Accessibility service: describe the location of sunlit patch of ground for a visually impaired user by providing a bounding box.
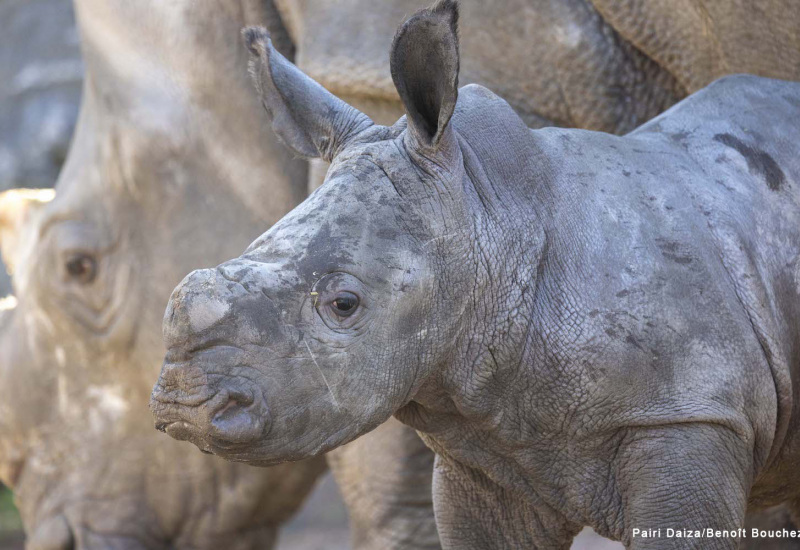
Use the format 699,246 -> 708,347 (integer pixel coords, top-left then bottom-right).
573,528 -> 625,549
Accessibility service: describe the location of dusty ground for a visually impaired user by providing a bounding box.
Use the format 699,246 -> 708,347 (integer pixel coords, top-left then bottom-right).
0,476 -> 622,549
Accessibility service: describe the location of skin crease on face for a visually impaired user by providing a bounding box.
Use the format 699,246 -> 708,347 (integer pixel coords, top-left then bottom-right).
153,0 -> 800,548
0,0 -> 332,548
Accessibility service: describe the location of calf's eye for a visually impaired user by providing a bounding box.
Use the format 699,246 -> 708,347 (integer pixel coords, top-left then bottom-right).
330,292 -> 359,317
65,253 -> 97,284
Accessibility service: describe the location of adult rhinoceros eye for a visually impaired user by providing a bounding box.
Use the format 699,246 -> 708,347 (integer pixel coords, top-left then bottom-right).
330,292 -> 359,317
65,253 -> 97,284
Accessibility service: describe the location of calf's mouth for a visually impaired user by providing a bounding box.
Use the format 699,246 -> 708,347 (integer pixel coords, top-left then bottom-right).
150,360 -> 271,453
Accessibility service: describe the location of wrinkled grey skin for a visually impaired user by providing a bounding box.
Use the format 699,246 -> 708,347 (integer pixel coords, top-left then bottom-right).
275,0 -> 677,132
0,0 -> 329,548
276,0 -> 800,132
327,419 -> 441,549
274,1 -> 800,544
152,2 -> 800,548
277,0 -> 799,543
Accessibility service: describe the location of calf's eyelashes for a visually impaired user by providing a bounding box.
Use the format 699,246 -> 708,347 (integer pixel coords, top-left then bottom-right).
313,272 -> 369,330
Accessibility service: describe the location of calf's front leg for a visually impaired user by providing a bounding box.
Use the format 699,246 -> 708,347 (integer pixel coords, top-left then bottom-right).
614,424 -> 752,549
432,455 -> 580,550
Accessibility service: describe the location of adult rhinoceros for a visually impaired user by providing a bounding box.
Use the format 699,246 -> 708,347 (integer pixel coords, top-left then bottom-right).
151,2 -> 800,548
0,0 -> 440,548
275,0 -> 799,132
274,0 -> 800,191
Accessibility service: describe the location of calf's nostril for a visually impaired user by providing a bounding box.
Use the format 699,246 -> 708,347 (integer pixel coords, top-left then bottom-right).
216,398 -> 243,417
209,392 -> 270,444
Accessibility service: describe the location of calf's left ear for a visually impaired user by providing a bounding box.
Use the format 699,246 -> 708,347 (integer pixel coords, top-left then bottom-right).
390,0 -> 460,150
0,189 -> 55,276
243,27 -> 374,161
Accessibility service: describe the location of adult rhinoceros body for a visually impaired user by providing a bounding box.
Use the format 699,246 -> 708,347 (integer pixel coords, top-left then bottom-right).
152,2 -> 800,548
275,0 -> 800,133
275,0 -> 800,193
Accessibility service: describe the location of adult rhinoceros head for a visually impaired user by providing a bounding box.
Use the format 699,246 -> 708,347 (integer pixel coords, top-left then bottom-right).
152,0 -> 538,465
0,0 -> 319,547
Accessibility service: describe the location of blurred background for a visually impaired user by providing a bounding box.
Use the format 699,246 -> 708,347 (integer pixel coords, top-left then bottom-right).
0,0 -> 82,296
0,485 -> 23,549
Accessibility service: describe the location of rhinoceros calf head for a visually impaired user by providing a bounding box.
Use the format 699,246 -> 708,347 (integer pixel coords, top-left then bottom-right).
152,0 -> 505,464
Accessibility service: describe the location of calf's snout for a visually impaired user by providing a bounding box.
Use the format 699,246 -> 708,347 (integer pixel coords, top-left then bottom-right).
155,259 -> 281,450
152,345 -> 273,449
150,363 -> 272,448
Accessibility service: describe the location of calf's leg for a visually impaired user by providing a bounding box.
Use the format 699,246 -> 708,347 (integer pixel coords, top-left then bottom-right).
432,455 -> 579,550
615,425 -> 752,549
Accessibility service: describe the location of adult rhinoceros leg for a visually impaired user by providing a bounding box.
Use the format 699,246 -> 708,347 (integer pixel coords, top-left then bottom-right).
326,418 -> 441,550
432,455 -> 579,550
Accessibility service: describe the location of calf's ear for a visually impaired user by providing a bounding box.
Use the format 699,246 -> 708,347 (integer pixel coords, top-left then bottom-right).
243,27 -> 374,162
0,189 -> 55,276
390,0 -> 460,150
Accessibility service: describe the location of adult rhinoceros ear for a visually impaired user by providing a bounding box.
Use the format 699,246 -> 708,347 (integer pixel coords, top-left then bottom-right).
243,27 -> 374,161
0,188 -> 55,276
390,0 -> 459,150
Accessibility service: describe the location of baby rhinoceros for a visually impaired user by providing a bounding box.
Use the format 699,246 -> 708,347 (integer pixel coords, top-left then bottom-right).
151,1 -> 800,548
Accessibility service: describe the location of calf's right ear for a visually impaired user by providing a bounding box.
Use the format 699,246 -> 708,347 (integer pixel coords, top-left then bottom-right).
243,27 -> 374,162
0,188 -> 55,276
390,0 -> 460,151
